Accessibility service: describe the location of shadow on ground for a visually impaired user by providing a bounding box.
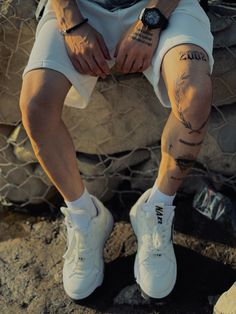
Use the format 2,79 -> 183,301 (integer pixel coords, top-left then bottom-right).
76,245 -> 235,313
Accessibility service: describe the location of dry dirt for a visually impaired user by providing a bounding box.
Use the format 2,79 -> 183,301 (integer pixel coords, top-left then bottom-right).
0,194 -> 235,314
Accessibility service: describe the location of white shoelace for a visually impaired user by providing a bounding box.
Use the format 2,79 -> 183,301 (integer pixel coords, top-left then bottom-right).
152,225 -> 169,251
143,209 -> 171,255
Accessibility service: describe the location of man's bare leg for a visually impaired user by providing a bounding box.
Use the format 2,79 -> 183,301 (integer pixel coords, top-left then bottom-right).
129,44 -> 212,299
20,69 -> 114,300
20,69 -> 84,202
156,44 -> 212,195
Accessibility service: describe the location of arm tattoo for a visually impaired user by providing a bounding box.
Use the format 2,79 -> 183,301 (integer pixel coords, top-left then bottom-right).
179,139 -> 203,147
131,28 -> 153,47
175,73 -> 209,134
175,154 -> 195,172
179,50 -> 207,62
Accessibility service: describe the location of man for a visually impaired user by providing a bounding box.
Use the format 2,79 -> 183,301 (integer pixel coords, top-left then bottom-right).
20,0 -> 214,301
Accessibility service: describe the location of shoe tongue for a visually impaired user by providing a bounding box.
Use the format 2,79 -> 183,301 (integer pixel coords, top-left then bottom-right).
69,209 -> 91,232
144,203 -> 174,225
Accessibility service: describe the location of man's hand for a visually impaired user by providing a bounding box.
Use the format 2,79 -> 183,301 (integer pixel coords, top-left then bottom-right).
114,20 -> 160,73
64,23 -> 111,78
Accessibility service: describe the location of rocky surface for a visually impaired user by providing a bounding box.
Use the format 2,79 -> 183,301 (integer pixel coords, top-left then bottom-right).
0,196 -> 235,314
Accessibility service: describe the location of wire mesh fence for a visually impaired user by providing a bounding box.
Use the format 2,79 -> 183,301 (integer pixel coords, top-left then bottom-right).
0,0 -> 236,208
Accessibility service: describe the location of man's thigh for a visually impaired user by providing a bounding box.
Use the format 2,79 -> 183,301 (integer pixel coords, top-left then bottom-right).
20,69 -> 71,115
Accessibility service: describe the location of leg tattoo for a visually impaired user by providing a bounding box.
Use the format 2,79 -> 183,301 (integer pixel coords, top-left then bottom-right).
179,138 -> 203,147
175,73 -> 210,134
179,50 -> 207,62
175,154 -> 195,173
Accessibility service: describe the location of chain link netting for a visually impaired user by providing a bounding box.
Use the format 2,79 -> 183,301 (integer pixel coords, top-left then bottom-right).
0,0 -> 236,208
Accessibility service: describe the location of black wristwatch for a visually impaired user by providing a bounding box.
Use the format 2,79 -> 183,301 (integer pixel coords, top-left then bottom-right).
139,7 -> 168,30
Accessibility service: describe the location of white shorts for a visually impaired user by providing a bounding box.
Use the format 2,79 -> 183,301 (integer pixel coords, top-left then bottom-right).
23,0 -> 214,109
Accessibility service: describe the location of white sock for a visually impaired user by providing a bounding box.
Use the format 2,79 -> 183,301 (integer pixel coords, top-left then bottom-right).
65,188 -> 97,218
148,184 -> 176,206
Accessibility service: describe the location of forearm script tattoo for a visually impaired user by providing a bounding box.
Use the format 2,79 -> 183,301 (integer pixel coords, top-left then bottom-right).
131,28 -> 153,46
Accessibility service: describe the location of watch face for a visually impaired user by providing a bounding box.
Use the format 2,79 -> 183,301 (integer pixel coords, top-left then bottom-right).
145,10 -> 160,26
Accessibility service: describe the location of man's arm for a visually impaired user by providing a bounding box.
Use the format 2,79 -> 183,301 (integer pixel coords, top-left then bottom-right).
51,0 -> 84,31
114,0 -> 180,74
51,0 -> 111,78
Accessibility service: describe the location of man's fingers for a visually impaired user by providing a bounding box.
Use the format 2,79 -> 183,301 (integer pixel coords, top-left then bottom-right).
122,55 -> 136,73
73,59 -> 85,74
129,57 -> 145,73
114,41 -> 121,58
77,58 -> 95,76
115,49 -> 127,72
97,34 -> 111,60
141,58 -> 151,72
93,58 -> 109,78
93,48 -> 110,76
85,54 -> 107,78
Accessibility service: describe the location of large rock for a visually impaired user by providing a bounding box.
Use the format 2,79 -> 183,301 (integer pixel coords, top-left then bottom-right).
62,77 -> 170,154
0,0 -> 37,125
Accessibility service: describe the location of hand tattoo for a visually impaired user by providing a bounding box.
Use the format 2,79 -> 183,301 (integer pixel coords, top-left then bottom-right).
131,28 -> 153,47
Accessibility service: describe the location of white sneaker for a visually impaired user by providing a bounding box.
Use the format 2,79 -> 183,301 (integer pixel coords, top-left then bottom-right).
130,189 -> 177,299
214,282 -> 236,314
61,196 -> 114,300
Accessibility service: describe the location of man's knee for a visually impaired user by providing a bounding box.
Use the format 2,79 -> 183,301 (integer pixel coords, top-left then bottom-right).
20,69 -> 70,139
20,88 -> 61,140
172,72 -> 212,132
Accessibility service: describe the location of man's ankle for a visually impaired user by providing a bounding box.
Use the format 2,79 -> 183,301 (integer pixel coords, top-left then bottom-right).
65,188 -> 97,218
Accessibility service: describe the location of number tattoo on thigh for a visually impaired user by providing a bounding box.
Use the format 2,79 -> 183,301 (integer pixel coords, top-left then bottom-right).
179,50 -> 207,62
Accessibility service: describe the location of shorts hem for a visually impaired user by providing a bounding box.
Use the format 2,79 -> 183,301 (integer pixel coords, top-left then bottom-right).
150,35 -> 214,108
23,60 -> 93,109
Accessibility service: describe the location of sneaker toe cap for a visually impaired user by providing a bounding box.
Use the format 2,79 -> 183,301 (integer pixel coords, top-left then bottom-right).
63,270 -> 101,300
139,261 -> 176,298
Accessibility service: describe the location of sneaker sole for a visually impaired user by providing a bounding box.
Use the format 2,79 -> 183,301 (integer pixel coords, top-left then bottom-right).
64,207 -> 114,300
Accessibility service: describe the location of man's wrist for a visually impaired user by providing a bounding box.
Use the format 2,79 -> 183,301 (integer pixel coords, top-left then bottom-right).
145,0 -> 180,18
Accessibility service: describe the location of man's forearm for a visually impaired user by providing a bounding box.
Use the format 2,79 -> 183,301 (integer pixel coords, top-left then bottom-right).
146,0 -> 180,18
51,0 -> 84,30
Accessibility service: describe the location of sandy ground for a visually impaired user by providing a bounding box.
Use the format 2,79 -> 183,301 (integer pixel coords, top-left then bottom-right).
0,195 -> 235,314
